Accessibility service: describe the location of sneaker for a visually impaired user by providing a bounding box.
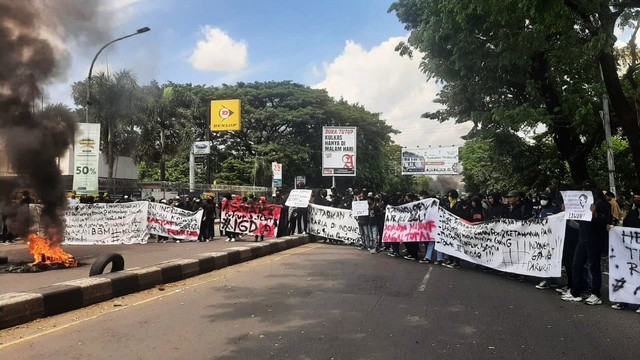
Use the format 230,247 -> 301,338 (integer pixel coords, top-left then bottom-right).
419,259 -> 431,264
561,293 -> 583,302
451,263 -> 461,269
403,255 -> 417,261
387,252 -> 397,257
585,294 -> 602,305
231,238 -> 236,242
611,303 -> 626,310
636,308 -> 640,314
225,238 -> 230,242
369,249 -> 378,254
176,240 -> 181,243
555,286 -> 569,294
535,281 -> 550,290
433,261 -> 441,265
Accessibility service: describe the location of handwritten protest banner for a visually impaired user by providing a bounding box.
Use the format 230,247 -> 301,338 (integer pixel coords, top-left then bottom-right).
63,202 -> 149,245
435,210 -> 566,277
308,204 -> 360,243
382,199 -> 439,243
285,189 -> 313,207
609,226 -> 640,304
221,200 -> 281,237
148,202 -> 203,241
351,200 -> 369,217
561,191 -> 594,221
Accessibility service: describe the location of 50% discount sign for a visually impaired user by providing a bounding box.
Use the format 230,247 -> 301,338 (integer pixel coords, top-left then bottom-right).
75,166 -> 97,175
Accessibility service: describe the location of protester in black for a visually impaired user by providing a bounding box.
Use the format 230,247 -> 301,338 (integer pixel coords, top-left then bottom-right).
562,181 -> 611,305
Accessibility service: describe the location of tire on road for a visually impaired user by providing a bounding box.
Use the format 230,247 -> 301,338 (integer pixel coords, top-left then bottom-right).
89,253 -> 125,276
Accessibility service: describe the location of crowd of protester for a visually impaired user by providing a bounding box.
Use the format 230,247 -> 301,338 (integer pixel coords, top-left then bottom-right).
2,183 -> 639,314
285,183 -> 639,314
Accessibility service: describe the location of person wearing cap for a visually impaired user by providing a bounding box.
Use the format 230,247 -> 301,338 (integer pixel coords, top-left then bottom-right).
505,190 -> 533,220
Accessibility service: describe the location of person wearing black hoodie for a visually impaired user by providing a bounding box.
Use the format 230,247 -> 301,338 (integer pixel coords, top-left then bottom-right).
485,192 -> 507,220
562,181 -> 612,305
443,189 -> 465,268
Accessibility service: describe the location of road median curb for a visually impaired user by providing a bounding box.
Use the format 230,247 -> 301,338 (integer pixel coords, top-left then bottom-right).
0,234 -> 309,330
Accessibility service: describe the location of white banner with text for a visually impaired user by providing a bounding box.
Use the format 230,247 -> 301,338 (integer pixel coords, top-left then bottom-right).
147,202 -> 203,241
609,226 -> 640,305
308,204 -> 360,243
435,210 -> 566,277
64,202 -> 149,245
382,199 -> 440,243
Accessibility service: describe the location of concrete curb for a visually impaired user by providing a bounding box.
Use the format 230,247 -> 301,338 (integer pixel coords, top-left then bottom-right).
0,235 -> 309,330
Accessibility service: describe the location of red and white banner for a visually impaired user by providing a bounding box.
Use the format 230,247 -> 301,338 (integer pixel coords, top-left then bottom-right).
381,199 -> 439,243
221,200 -> 282,237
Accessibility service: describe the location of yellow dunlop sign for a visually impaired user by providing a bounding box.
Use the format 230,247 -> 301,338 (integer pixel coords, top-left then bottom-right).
210,99 -> 241,131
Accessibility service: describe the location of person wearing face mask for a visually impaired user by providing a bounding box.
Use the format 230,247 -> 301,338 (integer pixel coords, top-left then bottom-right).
534,193 -> 560,289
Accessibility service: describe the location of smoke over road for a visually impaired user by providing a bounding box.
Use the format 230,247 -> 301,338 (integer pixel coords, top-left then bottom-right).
0,1 -> 108,238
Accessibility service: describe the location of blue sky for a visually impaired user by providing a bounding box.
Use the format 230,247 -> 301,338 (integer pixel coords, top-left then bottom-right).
47,0 -> 474,147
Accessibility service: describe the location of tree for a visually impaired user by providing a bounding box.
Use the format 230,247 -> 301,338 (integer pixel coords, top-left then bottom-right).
459,133 -> 571,195
562,1 -> 640,182
206,81 -> 397,190
389,0 -> 605,184
71,70 -> 143,190
133,82 -> 201,181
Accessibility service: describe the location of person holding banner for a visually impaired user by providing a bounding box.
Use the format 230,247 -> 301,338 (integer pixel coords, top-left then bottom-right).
485,193 -> 507,220
443,189 -> 464,268
534,192 -> 561,289
355,190 -> 372,250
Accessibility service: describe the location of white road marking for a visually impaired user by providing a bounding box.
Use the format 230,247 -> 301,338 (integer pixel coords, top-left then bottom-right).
417,267 -> 433,292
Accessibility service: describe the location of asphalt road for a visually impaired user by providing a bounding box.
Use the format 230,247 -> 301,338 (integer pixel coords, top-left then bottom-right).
1,243 -> 638,360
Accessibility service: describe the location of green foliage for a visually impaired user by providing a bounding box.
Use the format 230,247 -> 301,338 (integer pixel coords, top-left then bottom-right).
459,133 -> 571,195
389,0 -> 607,184
588,137 -> 638,192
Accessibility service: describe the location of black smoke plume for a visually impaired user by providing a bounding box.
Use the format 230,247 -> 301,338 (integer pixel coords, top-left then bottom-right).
430,175 -> 461,197
0,1 -> 107,239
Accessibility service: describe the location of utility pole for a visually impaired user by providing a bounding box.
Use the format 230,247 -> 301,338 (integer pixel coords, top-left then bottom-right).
600,65 -> 616,195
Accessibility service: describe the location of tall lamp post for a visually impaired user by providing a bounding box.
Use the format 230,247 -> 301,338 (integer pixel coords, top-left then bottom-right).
84,27 -> 150,195
85,26 -> 150,124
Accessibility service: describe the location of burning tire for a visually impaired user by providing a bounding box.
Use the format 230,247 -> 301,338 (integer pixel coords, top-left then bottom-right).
89,253 -> 125,276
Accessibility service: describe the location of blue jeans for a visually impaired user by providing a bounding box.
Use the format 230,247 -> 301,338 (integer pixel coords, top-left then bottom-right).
358,224 -> 371,247
425,242 -> 444,261
368,224 -> 379,250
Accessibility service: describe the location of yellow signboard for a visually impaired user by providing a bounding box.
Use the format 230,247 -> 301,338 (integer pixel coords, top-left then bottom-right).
210,99 -> 241,132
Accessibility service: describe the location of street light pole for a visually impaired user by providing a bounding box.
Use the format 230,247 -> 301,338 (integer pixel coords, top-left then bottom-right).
85,26 -> 150,124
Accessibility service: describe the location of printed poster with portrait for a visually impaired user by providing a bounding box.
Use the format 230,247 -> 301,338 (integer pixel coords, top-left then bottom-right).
561,191 -> 594,221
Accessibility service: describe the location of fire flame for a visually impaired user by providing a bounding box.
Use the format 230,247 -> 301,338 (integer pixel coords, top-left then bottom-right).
28,232 -> 78,267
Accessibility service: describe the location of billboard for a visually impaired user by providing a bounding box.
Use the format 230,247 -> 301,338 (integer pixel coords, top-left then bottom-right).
210,99 -> 241,132
401,146 -> 459,175
73,123 -> 101,194
322,126 -> 357,176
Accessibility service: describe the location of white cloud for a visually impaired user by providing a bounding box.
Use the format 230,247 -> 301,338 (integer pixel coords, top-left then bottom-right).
189,26 -> 248,72
313,37 -> 471,148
